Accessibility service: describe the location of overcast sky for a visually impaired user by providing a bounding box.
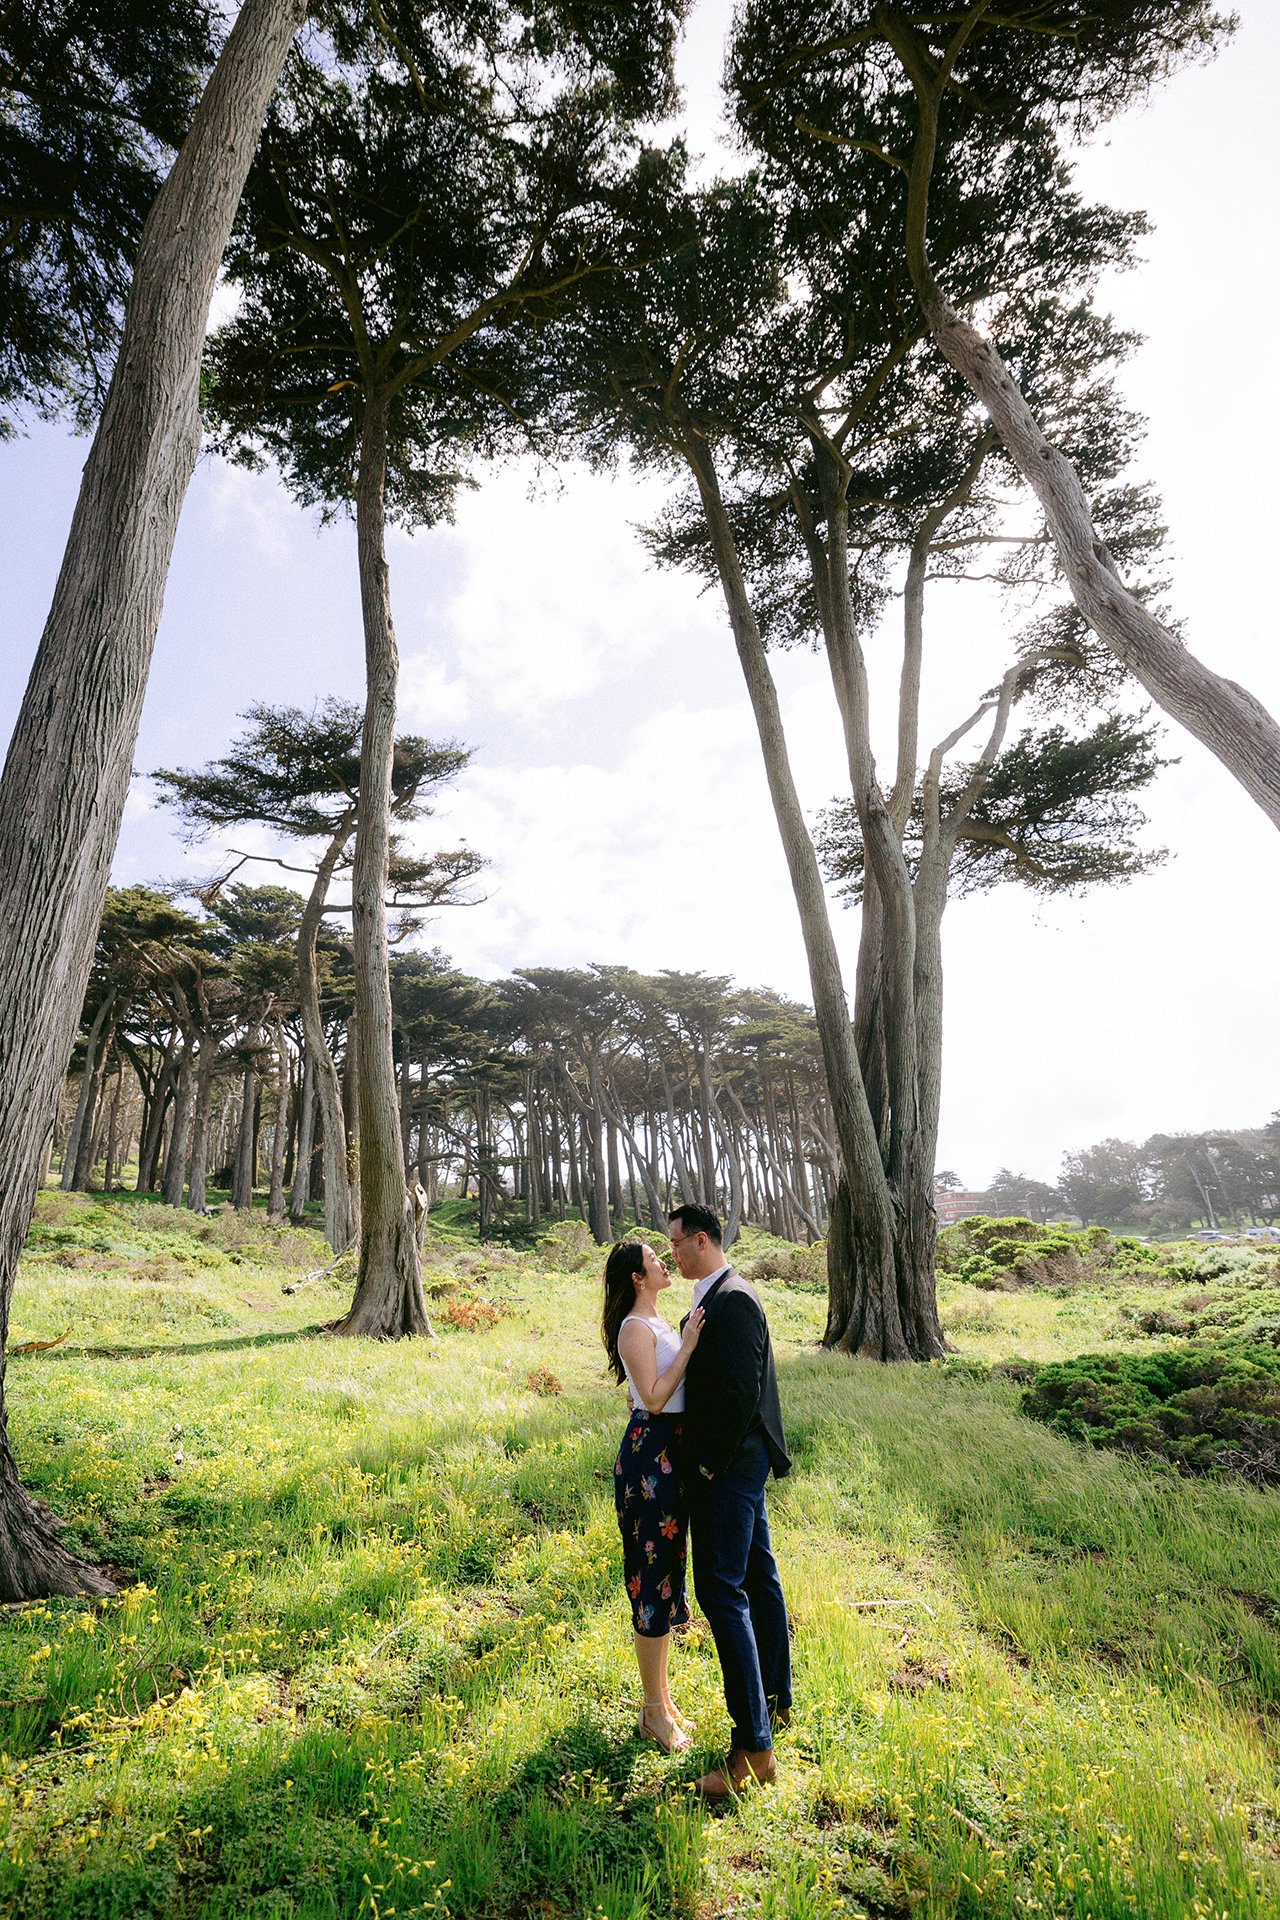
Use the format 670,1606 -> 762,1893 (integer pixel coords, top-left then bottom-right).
2,2 -> 1277,1188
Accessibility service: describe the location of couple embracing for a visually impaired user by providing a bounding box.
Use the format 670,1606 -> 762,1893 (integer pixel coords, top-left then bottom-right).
601,1203 -> 791,1801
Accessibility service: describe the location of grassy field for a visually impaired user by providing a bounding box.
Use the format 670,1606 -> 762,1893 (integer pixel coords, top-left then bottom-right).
1,1192 -> 1278,1919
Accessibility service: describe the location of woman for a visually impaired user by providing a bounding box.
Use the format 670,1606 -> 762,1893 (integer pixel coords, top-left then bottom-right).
603,1239 -> 705,1754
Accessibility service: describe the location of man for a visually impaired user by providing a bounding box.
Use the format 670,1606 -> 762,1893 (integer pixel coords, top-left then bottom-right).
669,1201 -> 791,1801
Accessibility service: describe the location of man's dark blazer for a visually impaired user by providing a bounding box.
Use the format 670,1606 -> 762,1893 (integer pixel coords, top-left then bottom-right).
681,1268 -> 791,1483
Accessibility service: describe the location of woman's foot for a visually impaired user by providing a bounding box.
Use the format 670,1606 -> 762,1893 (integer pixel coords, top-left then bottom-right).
636,1704 -> 691,1754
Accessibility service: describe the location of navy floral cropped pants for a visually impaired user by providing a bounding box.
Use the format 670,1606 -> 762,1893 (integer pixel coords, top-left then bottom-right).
614,1408 -> 689,1637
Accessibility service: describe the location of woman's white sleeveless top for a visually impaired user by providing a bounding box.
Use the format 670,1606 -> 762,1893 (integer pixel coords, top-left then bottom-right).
618,1313 -> 685,1413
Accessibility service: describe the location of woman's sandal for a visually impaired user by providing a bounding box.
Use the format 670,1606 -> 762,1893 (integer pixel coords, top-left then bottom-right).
636,1706 -> 691,1754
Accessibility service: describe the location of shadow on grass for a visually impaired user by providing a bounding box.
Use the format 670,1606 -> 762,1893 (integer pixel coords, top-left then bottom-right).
9,1325 -> 332,1362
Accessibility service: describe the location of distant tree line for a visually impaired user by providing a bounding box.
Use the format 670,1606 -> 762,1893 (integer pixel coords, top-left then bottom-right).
959,1122 -> 1280,1232
55,883 -> 834,1254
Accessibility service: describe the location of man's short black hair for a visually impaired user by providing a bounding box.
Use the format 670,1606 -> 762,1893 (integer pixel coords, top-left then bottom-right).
667,1202 -> 722,1244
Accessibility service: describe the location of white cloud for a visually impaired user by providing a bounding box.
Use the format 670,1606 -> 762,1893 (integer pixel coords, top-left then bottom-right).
409,687 -> 838,991
395,463 -> 724,726
199,456 -> 300,562
399,654 -> 472,732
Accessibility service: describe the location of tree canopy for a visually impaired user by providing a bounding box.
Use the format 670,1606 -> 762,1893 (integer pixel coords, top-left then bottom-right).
0,1 -> 219,430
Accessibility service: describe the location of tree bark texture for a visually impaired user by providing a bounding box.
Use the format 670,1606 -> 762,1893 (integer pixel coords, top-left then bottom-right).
334,403 -> 431,1338
0,0 -> 308,1601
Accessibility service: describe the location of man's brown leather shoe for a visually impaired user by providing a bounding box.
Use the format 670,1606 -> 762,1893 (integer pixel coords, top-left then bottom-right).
694,1746 -> 777,1802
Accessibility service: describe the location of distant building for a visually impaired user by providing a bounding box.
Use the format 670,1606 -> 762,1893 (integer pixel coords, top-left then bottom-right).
935,1187 -> 985,1226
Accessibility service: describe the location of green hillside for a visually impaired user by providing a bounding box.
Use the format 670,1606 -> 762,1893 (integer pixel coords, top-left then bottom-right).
2,1193 -> 1278,1918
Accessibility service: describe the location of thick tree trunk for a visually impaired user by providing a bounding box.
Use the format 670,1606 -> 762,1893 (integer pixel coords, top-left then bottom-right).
0,0 -> 308,1600
888,45 -> 1280,831
929,309 -> 1280,824
333,403 -> 431,1338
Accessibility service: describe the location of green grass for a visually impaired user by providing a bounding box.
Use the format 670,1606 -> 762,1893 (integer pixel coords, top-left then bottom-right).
2,1192 -> 1278,1918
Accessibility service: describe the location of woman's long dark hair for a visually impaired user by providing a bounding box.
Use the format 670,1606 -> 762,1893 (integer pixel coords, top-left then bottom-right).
602,1241 -> 645,1384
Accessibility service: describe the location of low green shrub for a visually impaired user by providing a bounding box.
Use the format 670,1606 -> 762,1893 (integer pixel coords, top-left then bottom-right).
1113,1274 -> 1280,1343
937,1215 -> 1195,1292
535,1218 -> 597,1273
742,1238 -> 826,1290
1023,1339 -> 1280,1486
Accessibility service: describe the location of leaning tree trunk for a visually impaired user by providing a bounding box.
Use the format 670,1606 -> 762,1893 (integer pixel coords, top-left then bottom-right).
333,402 -> 432,1338
0,0 -> 308,1602
890,47 -> 1280,831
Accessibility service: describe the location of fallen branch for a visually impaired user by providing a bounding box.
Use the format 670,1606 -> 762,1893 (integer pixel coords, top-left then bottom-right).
283,1252 -> 355,1294
947,1804 -> 993,1846
7,1327 -> 71,1356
